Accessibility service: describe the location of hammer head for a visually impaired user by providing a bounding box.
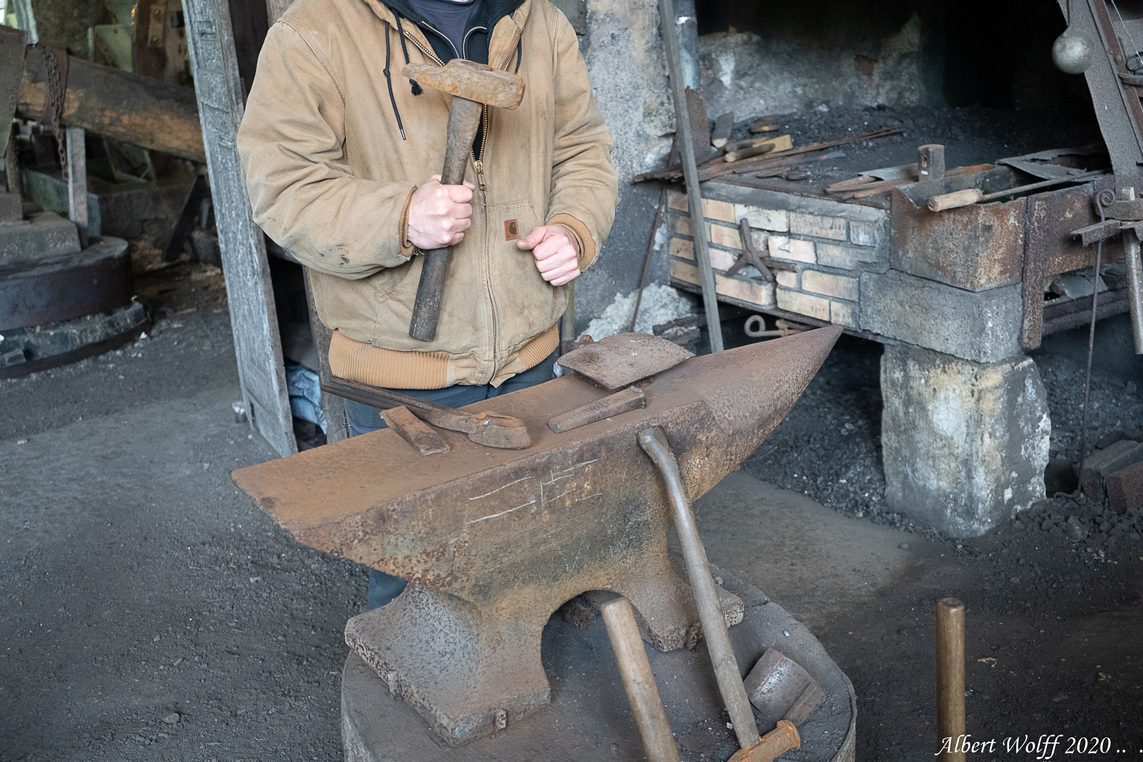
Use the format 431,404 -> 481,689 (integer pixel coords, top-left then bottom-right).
403,59 -> 525,109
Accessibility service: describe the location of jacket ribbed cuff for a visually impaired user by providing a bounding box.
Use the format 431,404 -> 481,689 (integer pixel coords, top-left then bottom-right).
546,213 -> 596,271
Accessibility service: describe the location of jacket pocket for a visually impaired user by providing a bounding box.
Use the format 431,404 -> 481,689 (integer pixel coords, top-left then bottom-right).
489,200 -> 566,349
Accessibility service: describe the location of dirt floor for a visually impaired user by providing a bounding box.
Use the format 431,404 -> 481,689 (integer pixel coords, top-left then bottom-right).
2,250 -> 1142,761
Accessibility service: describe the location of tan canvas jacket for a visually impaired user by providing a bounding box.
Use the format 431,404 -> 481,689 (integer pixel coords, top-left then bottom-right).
237,0 -> 618,388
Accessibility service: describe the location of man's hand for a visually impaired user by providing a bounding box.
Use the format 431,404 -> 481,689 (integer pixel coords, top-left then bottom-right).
517,224 -> 581,286
408,175 -> 474,250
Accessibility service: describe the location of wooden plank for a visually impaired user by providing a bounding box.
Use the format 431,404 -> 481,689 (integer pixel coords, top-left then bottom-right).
18,49 -> 205,163
184,0 -> 296,457
304,269 -> 348,443
65,127 -> 88,248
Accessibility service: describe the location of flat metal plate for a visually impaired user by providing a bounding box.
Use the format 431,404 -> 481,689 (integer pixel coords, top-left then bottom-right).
557,332 -> 695,390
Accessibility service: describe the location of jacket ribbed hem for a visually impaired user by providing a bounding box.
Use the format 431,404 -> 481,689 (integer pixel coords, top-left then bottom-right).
328,323 -> 559,389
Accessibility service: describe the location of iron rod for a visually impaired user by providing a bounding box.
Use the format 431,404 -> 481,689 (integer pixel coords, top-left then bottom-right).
638,426 -> 759,750
1123,229 -> 1143,353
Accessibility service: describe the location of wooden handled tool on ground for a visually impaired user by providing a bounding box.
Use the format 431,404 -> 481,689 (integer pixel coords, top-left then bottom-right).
403,60 -> 525,342
600,595 -> 681,762
927,170 -> 1107,212
321,376 -> 531,449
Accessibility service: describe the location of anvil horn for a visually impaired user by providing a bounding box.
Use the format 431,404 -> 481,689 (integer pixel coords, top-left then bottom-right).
233,325 -> 843,745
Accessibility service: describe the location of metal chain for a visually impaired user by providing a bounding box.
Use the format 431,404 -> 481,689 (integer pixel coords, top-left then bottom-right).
34,43 -> 68,181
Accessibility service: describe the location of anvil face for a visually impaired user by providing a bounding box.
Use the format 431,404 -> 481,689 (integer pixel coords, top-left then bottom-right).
233,326 -> 842,745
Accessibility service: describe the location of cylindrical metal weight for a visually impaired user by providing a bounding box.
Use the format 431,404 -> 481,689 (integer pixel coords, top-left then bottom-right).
600,596 -> 681,762
936,598 -> 966,762
1122,229 -> 1143,354
638,427 -> 761,751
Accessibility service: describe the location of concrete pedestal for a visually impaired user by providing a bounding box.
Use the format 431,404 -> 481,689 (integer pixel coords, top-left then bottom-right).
881,344 -> 1050,537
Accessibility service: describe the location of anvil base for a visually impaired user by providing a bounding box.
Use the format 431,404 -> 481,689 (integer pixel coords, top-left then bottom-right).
341,565 -> 857,762
344,562 -> 746,746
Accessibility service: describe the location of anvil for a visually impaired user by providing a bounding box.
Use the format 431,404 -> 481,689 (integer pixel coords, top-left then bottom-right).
233,326 -> 842,745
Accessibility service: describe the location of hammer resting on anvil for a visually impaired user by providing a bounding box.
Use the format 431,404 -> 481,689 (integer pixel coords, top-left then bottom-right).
402,59 -> 526,342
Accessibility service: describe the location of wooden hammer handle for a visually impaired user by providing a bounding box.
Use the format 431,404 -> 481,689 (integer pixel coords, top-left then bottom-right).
409,97 -> 485,342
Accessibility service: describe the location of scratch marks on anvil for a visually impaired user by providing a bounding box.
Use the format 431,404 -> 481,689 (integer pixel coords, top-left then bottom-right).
468,476 -> 532,501
466,499 -> 537,525
540,459 -> 599,507
466,459 -> 600,525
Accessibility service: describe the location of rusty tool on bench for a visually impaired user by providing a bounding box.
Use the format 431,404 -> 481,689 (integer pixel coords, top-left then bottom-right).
548,385 -> 646,433
639,426 -> 803,762
600,594 -> 681,762
404,59 -> 525,342
927,170 -> 1107,212
728,219 -> 795,282
321,376 -> 531,449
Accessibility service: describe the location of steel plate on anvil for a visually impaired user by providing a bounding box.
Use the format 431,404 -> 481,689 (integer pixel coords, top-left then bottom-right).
557,332 -> 695,390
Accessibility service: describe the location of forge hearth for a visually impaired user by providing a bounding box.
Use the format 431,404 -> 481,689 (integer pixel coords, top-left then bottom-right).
668,153 -> 1122,536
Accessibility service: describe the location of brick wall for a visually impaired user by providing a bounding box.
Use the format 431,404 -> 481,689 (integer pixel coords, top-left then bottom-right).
667,185 -> 890,330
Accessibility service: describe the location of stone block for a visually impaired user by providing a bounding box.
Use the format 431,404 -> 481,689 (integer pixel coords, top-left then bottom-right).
775,270 -> 798,289
831,300 -> 858,328
671,258 -> 699,286
668,190 -> 687,211
881,345 -> 1050,537
769,236 -> 815,264
802,270 -> 859,302
849,219 -> 884,248
777,288 -> 830,321
1107,461 -> 1143,514
670,237 -> 693,261
709,248 -> 737,271
0,212 -> 82,266
702,198 -> 737,223
672,214 -> 694,237
735,204 -> 789,233
818,243 -> 885,272
791,212 -> 847,241
709,223 -> 742,250
860,270 -> 1023,363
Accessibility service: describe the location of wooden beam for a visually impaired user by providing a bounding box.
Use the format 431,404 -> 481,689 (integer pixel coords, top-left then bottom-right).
184,0 -> 297,457
17,46 -> 205,163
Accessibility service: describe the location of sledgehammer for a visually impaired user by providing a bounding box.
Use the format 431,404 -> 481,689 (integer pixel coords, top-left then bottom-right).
403,60 -> 525,342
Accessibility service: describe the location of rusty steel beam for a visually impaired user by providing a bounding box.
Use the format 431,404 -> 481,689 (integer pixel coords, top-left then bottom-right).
17,42 -> 205,163
233,326 -> 843,746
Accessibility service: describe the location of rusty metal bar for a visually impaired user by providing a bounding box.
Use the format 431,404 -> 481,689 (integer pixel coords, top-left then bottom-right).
638,426 -> 759,750
936,598 -> 966,762
1124,228 -> 1143,353
600,595 -> 681,762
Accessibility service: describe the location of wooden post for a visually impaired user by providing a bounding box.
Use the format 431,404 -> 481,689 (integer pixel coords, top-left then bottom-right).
937,598 -> 966,762
183,0 -> 296,457
66,126 -> 88,248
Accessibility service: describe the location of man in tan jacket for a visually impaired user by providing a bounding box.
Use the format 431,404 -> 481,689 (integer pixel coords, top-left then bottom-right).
238,0 -> 619,606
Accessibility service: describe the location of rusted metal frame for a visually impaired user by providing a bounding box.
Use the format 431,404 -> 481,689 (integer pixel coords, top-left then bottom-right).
1043,287 -> 1130,335
1065,0 -> 1143,188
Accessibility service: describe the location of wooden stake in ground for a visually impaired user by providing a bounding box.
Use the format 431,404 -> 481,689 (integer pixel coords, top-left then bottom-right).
936,598 -> 966,762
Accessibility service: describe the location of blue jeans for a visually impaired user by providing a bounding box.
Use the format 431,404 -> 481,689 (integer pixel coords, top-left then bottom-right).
346,352 -> 557,609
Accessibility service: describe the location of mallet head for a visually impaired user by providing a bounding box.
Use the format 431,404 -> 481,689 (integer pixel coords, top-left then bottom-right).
402,59 -> 525,109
